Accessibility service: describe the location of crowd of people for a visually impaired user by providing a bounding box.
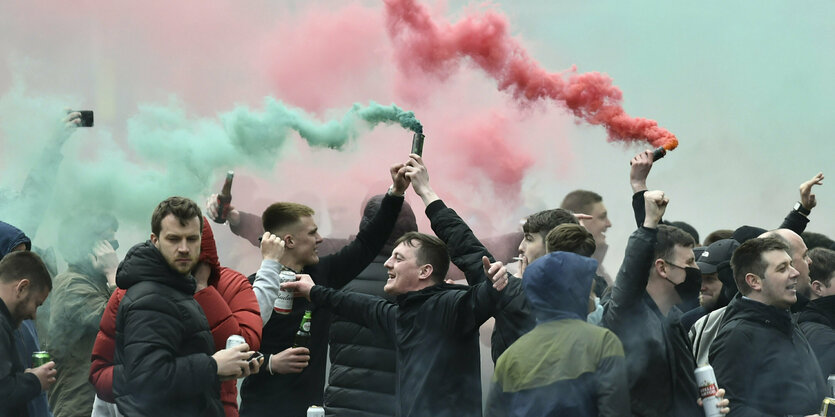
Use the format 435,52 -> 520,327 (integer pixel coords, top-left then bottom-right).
1,121 -> 834,417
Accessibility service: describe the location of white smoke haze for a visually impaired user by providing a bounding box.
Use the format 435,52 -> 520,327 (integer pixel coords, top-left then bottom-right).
0,0 -> 831,285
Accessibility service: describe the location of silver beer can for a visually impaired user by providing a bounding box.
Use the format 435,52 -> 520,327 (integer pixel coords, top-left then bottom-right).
273,270 -> 296,315
226,335 -> 246,350
828,374 -> 835,397
695,365 -> 721,417
307,406 -> 325,417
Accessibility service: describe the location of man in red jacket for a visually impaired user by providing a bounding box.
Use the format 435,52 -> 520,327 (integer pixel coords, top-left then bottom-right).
89,218 -> 263,417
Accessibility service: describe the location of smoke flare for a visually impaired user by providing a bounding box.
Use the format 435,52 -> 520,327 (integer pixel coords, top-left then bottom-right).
383,0 -> 678,150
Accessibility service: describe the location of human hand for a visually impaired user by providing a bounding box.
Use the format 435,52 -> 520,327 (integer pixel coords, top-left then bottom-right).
52,110 -> 82,147
404,154 -> 440,205
25,361 -> 57,391
247,352 -> 265,375
389,163 -> 409,196
696,388 -> 730,415
280,274 -> 314,301
798,172 -> 824,212
260,232 -> 285,261
268,347 -> 311,374
629,149 -> 654,193
643,190 -> 668,229
212,342 -> 253,381
483,256 -> 508,291
206,193 -> 241,226
90,240 -> 119,286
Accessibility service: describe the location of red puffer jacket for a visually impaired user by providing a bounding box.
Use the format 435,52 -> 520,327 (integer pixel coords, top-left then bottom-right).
89,219 -> 261,417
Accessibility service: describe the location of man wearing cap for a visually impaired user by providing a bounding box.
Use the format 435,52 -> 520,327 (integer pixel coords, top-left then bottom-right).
685,239 -> 739,366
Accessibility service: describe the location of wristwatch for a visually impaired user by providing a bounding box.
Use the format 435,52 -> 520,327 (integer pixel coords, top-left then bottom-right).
793,201 -> 811,216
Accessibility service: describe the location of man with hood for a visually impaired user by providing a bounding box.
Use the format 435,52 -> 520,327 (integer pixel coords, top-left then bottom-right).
46,213 -> 120,417
0,220 -> 53,417
90,217 -> 263,417
485,223 -> 629,417
709,237 -> 827,415
111,197 -> 255,416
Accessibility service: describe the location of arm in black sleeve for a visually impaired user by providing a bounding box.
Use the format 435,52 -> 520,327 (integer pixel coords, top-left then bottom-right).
632,190 -> 647,228
316,193 -> 404,289
779,209 -> 809,235
120,296 -> 220,400
0,331 -> 41,409
426,199 -> 495,286
602,227 -> 657,326
439,282 -> 504,336
310,285 -> 395,339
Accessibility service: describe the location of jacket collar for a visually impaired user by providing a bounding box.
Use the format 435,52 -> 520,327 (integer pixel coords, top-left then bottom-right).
725,295 -> 793,336
115,241 -> 196,294
799,295 -> 835,327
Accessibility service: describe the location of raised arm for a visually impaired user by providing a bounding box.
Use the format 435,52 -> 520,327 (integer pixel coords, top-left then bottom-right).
314,163 -> 408,289
779,172 -> 823,234
604,190 -> 667,319
406,153 -> 496,285
250,232 -> 286,325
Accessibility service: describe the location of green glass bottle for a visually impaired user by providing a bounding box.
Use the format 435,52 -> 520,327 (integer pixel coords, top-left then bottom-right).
294,310 -> 312,348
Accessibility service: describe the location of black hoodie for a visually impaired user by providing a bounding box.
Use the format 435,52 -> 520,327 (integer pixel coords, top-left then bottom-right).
710,296 -> 827,416
113,241 -> 223,417
797,295 -> 835,377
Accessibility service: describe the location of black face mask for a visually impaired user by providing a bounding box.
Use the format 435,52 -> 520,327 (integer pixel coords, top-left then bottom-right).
675,267 -> 702,309
665,261 -> 702,310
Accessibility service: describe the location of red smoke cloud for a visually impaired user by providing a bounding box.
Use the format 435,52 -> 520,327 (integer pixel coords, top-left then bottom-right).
383,0 -> 679,150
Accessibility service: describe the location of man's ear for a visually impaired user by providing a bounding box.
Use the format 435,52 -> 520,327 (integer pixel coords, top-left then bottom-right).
14,279 -> 30,298
418,264 -> 434,281
282,234 -> 295,249
653,258 -> 667,278
745,273 -> 762,292
812,280 -> 825,297
150,233 -> 159,246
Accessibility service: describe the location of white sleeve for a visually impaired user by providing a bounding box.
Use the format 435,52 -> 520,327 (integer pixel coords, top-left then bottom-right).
252,259 -> 282,325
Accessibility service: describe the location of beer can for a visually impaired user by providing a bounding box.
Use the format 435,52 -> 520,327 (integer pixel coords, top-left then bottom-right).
828,374 -> 835,397
822,397 -> 835,416
273,270 -> 296,314
226,335 -> 246,350
307,406 -> 325,417
32,351 -> 51,368
695,365 -> 721,417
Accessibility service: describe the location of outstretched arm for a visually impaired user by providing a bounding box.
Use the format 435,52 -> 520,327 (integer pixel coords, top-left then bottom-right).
779,172 -> 823,234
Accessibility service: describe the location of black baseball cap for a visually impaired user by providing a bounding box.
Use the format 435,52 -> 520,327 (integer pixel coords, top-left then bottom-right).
697,238 -> 740,274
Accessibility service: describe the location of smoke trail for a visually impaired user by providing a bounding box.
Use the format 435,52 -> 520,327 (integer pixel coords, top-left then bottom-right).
383,0 -> 678,150
0,89 -> 422,235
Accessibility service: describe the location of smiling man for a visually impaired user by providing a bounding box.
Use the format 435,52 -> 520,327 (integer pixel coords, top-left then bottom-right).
709,237 -> 827,416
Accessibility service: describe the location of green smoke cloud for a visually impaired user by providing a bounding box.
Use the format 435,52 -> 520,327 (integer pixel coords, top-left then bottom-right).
0,88 -> 421,239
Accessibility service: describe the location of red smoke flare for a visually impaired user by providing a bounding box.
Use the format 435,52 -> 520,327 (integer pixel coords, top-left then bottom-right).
384,0 -> 679,151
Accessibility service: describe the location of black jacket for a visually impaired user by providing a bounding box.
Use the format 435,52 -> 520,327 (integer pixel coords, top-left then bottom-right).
602,227 -> 701,417
324,255 -> 397,417
0,298 -> 42,417
424,200 -> 535,363
710,296 -> 827,416
240,193 -> 403,417
311,281 -> 501,417
113,241 -> 223,417
798,295 -> 835,377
